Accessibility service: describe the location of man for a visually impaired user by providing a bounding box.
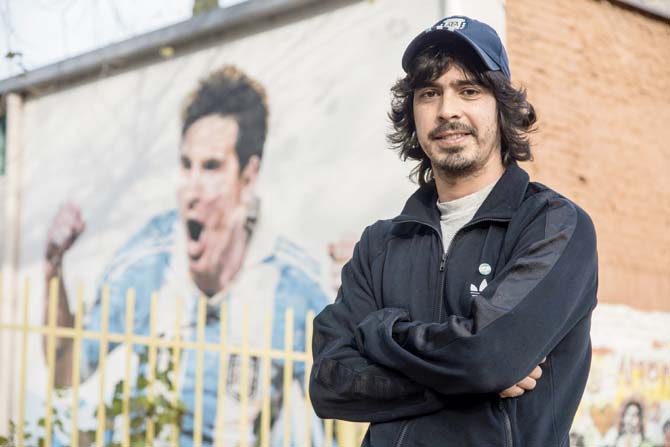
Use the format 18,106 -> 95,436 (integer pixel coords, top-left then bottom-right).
44,65 -> 329,446
309,16 -> 598,446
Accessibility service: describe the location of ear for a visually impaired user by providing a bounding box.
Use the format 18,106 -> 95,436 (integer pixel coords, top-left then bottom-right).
239,155 -> 261,199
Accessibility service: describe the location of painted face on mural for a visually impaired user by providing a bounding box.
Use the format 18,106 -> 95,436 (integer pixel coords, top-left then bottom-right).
413,65 -> 501,179
177,114 -> 259,294
621,403 -> 642,434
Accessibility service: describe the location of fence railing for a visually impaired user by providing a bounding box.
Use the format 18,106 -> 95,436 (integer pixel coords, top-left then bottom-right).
0,276 -> 368,447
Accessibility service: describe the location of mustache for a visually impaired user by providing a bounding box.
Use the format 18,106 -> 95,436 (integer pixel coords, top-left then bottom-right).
428,122 -> 477,139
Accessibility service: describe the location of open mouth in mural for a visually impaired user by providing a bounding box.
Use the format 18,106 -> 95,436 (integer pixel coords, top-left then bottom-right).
187,219 -> 204,241
186,219 -> 205,261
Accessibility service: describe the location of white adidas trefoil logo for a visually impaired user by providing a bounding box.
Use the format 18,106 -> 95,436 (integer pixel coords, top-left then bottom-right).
470,279 -> 488,297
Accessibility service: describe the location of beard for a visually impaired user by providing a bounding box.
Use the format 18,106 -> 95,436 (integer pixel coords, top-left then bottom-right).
426,121 -> 498,180
431,144 -> 490,179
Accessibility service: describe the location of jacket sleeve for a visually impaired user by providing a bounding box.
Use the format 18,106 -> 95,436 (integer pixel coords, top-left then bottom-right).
309,224 -> 445,423
355,196 -> 598,395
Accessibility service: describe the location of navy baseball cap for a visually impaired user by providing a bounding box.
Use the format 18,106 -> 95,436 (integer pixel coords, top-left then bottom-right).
402,16 -> 511,80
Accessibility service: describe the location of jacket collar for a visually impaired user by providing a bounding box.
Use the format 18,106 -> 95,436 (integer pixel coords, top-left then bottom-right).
392,161 -> 530,228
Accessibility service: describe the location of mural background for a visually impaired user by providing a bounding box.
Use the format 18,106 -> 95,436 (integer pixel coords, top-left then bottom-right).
0,0 -> 667,446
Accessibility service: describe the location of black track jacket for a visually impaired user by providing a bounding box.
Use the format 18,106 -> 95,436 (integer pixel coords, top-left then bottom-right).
309,162 -> 598,447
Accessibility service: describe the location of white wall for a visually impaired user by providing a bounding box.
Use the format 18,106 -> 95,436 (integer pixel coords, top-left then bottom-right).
2,0 -> 450,430
444,0 -> 506,42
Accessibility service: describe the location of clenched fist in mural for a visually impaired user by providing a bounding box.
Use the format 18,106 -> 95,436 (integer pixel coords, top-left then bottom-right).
43,201 -> 85,385
45,202 -> 86,277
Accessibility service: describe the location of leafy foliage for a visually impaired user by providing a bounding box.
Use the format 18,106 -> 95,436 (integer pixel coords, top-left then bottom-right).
2,347 -> 186,447
93,347 -> 186,447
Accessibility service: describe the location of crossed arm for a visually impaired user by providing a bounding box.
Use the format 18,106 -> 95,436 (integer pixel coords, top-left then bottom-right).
309,197 -> 597,423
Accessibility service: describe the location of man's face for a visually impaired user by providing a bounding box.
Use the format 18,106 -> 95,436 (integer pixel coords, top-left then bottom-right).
177,115 -> 245,278
413,64 -> 501,179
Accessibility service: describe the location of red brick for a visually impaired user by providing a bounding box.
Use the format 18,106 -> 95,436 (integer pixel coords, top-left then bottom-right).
507,0 -> 670,311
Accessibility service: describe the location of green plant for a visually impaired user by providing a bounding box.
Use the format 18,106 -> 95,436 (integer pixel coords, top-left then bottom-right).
0,420 -> 17,446
1,394 -> 66,447
94,347 -> 186,447
2,348 -> 185,447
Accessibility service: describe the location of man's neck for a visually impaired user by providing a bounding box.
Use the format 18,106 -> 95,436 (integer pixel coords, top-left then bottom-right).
433,159 -> 505,202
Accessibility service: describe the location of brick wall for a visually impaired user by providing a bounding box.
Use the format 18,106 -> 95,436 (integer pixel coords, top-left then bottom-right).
507,0 -> 670,311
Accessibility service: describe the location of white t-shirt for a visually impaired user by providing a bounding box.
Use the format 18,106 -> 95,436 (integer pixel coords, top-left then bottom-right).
436,181 -> 497,252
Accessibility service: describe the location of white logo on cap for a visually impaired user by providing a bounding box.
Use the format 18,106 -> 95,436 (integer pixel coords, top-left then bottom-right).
435,18 -> 467,31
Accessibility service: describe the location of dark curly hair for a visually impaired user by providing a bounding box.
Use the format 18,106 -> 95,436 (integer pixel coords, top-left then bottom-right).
181,65 -> 268,171
388,43 -> 536,186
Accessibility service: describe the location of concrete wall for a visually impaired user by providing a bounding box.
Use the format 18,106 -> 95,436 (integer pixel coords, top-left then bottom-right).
0,0 -> 446,436
507,0 -> 670,312
0,178 -> 4,265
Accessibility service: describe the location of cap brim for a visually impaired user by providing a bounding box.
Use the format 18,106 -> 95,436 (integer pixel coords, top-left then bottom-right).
401,29 -> 501,75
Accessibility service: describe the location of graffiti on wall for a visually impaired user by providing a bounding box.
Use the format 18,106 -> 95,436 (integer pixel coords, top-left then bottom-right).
571,304 -> 670,447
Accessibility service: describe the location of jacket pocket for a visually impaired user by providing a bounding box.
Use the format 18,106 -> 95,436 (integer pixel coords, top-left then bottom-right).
366,419 -> 412,447
498,399 -> 514,447
391,399 -> 508,446
392,420 -> 412,447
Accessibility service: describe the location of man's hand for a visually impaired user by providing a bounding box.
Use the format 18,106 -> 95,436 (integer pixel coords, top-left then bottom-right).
499,358 -> 546,398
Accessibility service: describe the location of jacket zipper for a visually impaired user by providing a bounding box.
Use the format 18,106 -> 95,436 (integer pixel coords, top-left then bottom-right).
435,251 -> 448,321
435,231 -> 462,322
393,420 -> 411,447
389,215 -> 515,446
436,221 -> 489,322
391,216 -> 509,323
498,400 -> 513,447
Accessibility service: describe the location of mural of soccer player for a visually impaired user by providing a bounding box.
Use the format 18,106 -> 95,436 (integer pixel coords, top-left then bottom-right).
43,65 -> 330,446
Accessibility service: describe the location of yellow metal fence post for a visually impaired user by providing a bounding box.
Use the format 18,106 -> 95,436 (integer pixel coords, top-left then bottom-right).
145,292 -> 158,445
194,296 -> 206,447
282,309 -> 294,447
214,302 -> 229,447
17,279 -> 29,447
304,310 -> 315,447
259,307 -> 272,447
239,304 -> 251,447
170,296 -> 183,447
324,419 -> 334,447
44,277 -> 59,447
71,283 -> 84,447
96,286 -> 111,447
122,289 -> 136,447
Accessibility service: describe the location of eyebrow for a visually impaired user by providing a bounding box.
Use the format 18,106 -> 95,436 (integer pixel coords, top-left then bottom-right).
451,79 -> 480,87
417,78 -> 481,89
